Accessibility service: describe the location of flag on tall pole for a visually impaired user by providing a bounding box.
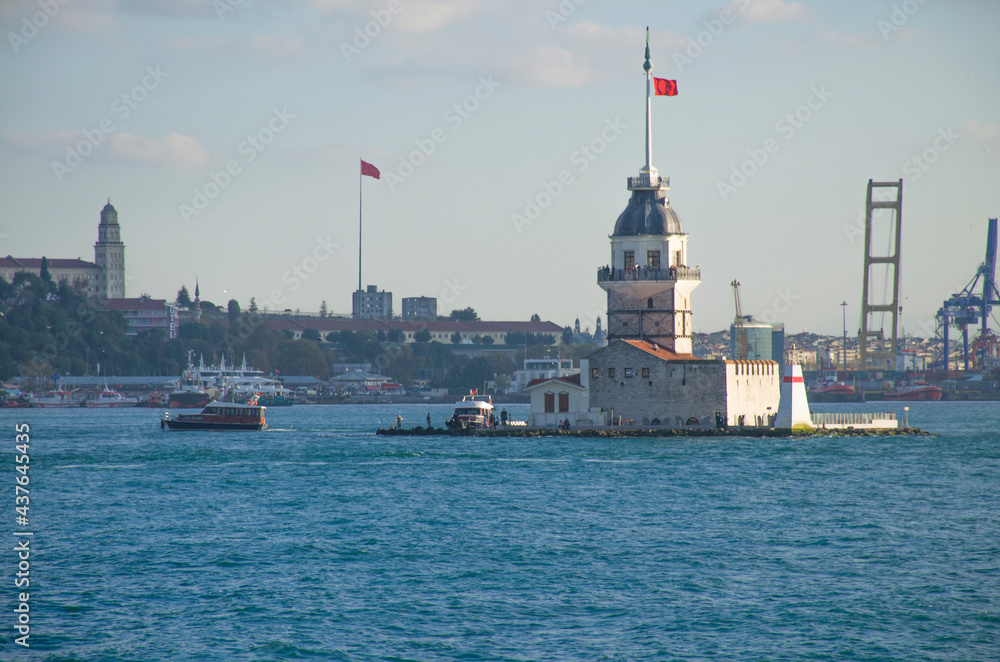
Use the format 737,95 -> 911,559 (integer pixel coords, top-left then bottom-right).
359,159 -> 380,301
653,77 -> 677,96
361,160 -> 380,179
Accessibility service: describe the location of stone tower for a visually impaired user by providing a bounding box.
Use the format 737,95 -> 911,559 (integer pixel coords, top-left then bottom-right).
94,200 -> 126,299
597,29 -> 699,355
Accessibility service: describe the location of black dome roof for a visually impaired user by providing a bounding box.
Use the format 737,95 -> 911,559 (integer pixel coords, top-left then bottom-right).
612,189 -> 683,237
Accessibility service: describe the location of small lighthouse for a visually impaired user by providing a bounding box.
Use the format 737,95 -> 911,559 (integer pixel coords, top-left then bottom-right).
598,28 -> 699,355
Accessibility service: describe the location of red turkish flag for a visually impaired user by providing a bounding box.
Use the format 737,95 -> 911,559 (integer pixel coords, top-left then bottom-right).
654,78 -> 677,96
361,160 -> 380,179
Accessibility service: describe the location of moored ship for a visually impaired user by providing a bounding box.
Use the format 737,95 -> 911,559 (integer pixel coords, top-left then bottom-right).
84,386 -> 140,408
446,392 -> 495,430
885,381 -> 943,401
27,390 -> 81,408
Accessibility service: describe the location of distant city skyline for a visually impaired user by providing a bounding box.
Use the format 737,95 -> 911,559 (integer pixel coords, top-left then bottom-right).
2,0 -> 998,336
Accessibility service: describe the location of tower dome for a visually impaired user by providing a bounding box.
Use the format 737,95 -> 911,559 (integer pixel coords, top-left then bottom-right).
613,189 -> 683,236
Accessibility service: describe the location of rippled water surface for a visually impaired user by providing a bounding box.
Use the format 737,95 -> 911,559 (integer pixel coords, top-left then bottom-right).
3,402 -> 998,661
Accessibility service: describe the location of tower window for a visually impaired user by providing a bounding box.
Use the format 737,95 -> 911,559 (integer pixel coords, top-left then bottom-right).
647,298 -> 653,309
647,251 -> 660,269
623,251 -> 635,270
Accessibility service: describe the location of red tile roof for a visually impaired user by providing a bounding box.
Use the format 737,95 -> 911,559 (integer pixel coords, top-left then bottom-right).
99,297 -> 171,312
620,338 -> 701,362
263,318 -> 563,335
1,256 -> 98,269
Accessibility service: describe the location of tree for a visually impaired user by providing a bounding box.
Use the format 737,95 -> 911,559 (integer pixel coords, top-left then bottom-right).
227,299 -> 241,323
493,373 -> 511,394
530,313 -> 541,322
482,335 -> 495,345
387,328 -> 405,343
451,331 -> 463,344
176,286 -> 192,307
278,339 -> 329,378
449,307 -> 479,322
414,329 -> 432,343
39,256 -> 54,291
248,297 -> 258,313
302,328 -> 321,342
319,300 -> 328,318
562,326 -> 574,344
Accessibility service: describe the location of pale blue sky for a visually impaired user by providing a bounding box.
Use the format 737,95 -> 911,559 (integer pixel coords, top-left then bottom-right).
1,0 -> 998,337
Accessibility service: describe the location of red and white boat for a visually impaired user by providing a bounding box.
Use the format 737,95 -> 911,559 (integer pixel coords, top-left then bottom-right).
885,381 -> 943,401
809,380 -> 856,396
27,391 -> 80,408
85,387 -> 140,408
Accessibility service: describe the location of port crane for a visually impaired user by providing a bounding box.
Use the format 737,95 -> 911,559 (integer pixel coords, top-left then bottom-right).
731,280 -> 748,360
936,218 -> 1000,370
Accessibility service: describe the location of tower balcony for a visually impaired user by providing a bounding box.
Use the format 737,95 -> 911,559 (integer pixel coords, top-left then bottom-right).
597,265 -> 700,284
598,265 -> 701,299
628,174 -> 669,190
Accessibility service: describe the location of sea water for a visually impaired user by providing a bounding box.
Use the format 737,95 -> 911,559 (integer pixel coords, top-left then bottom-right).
2,402 -> 997,661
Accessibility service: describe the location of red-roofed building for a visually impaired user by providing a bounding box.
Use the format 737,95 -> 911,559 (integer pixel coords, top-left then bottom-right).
1,256 -> 103,295
263,318 -> 565,345
98,296 -> 179,339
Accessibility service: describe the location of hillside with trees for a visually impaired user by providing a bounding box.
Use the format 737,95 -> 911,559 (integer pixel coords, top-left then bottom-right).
0,274 -> 559,393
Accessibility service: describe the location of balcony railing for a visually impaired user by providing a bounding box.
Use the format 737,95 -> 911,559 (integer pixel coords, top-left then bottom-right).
627,175 -> 669,189
597,266 -> 701,283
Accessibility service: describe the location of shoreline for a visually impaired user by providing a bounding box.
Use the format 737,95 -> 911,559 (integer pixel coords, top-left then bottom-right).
376,426 -> 929,438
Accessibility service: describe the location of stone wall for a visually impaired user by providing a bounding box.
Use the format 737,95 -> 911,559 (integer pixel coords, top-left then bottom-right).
588,341 -> 780,428
588,341 -> 725,427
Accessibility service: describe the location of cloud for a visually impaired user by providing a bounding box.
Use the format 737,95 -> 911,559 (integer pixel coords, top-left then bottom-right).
731,0 -> 808,24
0,0 -> 115,31
967,121 -> 1000,141
117,0 -> 215,18
107,132 -> 210,168
166,33 -> 309,61
301,0 -> 486,33
563,22 -> 687,54
2,130 -> 79,159
816,28 -> 881,50
513,44 -> 592,87
2,130 -> 209,168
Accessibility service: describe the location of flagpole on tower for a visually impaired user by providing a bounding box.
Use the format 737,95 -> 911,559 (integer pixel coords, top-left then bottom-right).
358,161 -> 363,294
644,26 -> 653,175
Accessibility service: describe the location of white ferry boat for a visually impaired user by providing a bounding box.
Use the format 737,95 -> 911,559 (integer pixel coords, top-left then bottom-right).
446,392 -> 495,430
